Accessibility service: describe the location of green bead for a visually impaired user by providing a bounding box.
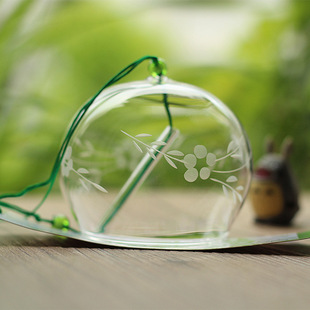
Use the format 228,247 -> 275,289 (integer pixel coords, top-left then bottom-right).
148,59 -> 167,78
52,215 -> 70,230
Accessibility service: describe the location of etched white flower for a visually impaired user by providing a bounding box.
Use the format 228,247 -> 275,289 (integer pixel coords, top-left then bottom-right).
183,145 -> 216,182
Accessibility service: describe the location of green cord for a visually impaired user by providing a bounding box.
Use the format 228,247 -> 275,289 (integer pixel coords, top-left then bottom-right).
163,93 -> 173,129
0,55 -> 168,231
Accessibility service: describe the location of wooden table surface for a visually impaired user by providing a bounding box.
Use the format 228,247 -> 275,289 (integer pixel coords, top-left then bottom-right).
1,194 -> 310,310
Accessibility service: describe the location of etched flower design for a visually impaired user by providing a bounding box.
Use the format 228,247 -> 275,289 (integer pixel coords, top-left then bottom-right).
61,146 -> 108,193
123,130 -> 248,204
183,145 -> 216,182
182,143 -> 246,202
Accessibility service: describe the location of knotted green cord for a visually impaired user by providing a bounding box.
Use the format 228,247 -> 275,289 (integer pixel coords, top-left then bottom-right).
0,55 -> 168,229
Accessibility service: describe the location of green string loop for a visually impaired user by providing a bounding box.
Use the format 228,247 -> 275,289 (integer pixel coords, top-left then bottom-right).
0,55 -> 168,229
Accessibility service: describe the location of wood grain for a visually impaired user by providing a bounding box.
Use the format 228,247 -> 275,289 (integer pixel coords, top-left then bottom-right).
0,195 -> 310,310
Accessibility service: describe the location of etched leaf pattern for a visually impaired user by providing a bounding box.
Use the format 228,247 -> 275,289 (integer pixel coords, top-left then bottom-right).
146,148 -> 157,160
222,185 -> 229,198
121,130 -> 185,169
227,141 -> 237,154
167,150 -> 184,156
77,168 -> 89,174
61,146 -> 108,193
135,133 -> 152,137
164,155 -> 177,169
133,141 -> 143,153
226,176 -> 238,183
151,141 -> 167,146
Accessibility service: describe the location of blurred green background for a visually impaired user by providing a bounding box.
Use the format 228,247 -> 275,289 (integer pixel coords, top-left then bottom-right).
0,0 -> 309,192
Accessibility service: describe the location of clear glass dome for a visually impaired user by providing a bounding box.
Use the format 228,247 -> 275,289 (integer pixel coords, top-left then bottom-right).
60,76 -> 252,249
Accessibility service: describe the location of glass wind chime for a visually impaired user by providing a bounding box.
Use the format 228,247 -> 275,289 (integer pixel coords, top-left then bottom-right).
0,56 -> 308,250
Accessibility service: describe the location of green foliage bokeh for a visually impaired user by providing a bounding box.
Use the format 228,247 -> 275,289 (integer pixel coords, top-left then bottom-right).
0,0 -> 166,191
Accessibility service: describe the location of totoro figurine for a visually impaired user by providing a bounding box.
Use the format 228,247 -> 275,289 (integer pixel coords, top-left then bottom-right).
250,137 -> 299,225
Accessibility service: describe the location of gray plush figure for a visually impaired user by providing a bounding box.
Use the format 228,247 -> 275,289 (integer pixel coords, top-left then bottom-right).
250,137 -> 299,225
